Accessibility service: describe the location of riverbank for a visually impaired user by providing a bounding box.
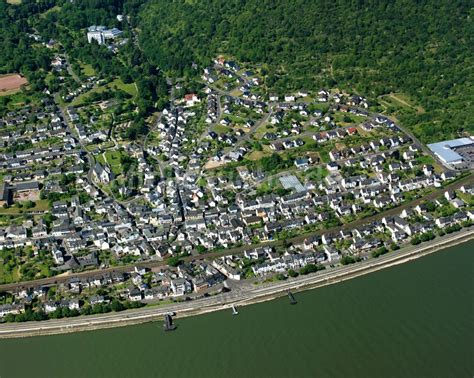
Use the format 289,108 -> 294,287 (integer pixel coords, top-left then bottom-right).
2,239 -> 472,378
0,228 -> 473,338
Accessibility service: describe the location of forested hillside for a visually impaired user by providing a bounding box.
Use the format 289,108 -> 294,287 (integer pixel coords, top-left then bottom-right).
33,0 -> 168,114
138,0 -> 474,142
0,1 -> 54,91
1,0 -> 168,118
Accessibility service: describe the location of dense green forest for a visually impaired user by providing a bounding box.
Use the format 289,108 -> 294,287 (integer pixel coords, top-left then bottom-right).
138,0 -> 474,142
1,0 -> 167,117
0,1 -> 55,91
34,0 -> 168,114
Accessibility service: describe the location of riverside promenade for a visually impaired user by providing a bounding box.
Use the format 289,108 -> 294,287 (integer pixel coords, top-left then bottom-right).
0,228 -> 472,339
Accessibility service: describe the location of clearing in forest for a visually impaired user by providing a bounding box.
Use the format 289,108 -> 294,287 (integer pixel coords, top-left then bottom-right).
0,74 -> 28,96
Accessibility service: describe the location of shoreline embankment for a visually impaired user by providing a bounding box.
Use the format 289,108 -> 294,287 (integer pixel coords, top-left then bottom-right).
0,228 -> 472,339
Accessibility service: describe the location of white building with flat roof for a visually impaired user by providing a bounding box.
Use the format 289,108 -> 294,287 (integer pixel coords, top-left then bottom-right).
428,137 -> 474,166
87,31 -> 105,45
87,26 -> 123,45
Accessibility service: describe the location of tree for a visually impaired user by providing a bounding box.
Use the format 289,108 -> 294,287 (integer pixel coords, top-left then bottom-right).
167,255 -> 182,267
372,246 -> 389,258
425,202 -> 436,212
420,232 -> 435,242
288,269 -> 298,278
111,299 -> 125,312
341,255 -> 357,265
299,264 -> 318,275
411,237 -> 421,245
196,245 -> 207,254
24,200 -> 35,209
390,243 -> 400,251
135,0 -> 473,143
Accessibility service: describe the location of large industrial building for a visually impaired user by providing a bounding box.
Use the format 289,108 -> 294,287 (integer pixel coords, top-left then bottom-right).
428,137 -> 474,168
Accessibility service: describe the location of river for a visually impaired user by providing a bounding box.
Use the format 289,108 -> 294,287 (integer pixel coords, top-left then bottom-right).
0,241 -> 473,378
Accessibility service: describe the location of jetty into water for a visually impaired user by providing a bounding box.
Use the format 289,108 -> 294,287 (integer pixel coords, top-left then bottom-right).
163,313 -> 177,331
231,304 -> 239,315
288,291 -> 297,305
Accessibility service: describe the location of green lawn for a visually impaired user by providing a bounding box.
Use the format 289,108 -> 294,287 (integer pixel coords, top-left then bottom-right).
71,78 -> 138,106
0,199 -> 50,215
102,150 -> 127,175
111,79 -> 138,97
332,112 -> 367,125
40,4 -> 61,16
212,124 -> 231,134
227,114 -> 246,124
0,265 -> 20,285
81,63 -> 96,77
247,150 -> 270,161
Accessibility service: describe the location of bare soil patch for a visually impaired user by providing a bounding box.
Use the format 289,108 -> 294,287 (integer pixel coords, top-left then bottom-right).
0,74 -> 28,95
204,159 -> 228,170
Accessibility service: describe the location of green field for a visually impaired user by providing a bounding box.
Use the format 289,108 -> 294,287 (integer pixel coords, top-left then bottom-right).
0,199 -> 50,215
226,114 -> 246,124
96,150 -> 128,176
0,265 -> 20,284
40,4 -> 61,16
115,80 -> 138,96
80,63 -> 96,77
105,150 -> 124,175
212,124 -> 231,134
72,79 -> 138,106
332,112 -> 367,126
246,150 -> 270,161
379,93 -> 425,114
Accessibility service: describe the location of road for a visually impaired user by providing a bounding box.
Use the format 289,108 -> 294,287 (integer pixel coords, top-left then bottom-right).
53,81 -> 156,263
142,77 -> 176,178
63,53 -> 81,84
0,173 -> 471,292
0,228 -> 472,338
53,93 -> 96,185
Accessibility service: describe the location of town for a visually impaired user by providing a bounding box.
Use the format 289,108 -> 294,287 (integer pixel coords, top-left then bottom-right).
0,48 -> 473,322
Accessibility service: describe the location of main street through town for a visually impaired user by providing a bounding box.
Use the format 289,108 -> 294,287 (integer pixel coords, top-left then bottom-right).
0,173 -> 471,293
